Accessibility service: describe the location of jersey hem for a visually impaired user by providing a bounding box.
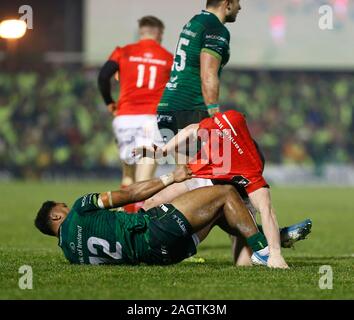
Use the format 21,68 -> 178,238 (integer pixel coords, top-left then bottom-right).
157,106 -> 208,112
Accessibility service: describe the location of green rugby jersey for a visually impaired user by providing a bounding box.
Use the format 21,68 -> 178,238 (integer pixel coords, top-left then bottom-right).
58,193 -> 149,265
158,10 -> 231,112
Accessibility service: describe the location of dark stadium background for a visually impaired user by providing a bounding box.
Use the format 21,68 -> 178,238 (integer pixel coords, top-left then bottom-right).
1,0 -> 353,182
0,0 -> 353,301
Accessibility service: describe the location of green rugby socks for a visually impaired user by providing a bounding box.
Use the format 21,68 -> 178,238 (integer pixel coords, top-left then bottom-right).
246,232 -> 269,255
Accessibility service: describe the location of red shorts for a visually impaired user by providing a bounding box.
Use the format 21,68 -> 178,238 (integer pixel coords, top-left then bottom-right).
188,110 -> 268,194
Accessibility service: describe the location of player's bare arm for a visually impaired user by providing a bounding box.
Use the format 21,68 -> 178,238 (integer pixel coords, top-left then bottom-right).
161,123 -> 200,157
200,51 -> 221,116
133,123 -> 199,161
98,165 -> 192,209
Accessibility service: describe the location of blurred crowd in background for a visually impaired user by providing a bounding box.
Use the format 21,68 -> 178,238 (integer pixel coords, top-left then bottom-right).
0,69 -> 353,179
221,70 -> 354,166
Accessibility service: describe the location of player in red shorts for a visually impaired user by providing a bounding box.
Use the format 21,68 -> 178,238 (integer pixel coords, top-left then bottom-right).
136,110 -> 296,268
98,16 -> 173,212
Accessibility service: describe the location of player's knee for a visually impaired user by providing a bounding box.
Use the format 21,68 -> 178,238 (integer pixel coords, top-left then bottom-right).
212,185 -> 234,202
224,185 -> 244,203
142,197 -> 155,211
222,185 -> 236,196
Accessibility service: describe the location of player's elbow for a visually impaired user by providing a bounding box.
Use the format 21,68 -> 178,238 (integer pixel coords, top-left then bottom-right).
98,68 -> 111,84
98,61 -> 118,83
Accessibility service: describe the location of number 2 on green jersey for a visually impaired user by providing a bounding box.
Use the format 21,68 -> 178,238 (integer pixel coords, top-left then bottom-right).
87,236 -> 122,265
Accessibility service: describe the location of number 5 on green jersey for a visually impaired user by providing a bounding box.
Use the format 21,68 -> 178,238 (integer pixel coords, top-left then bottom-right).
174,38 -> 190,72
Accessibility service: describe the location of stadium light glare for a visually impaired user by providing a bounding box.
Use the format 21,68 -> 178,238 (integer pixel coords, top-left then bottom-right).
0,19 -> 27,39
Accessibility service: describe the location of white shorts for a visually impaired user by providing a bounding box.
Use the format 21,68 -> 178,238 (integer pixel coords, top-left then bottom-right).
184,178 -> 214,191
184,178 -> 257,218
112,115 -> 163,164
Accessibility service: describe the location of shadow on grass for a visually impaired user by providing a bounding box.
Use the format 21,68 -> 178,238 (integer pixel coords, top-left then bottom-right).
12,252 -> 351,272
198,243 -> 232,251
287,255 -> 354,267
179,255 -> 354,269
180,260 -> 232,268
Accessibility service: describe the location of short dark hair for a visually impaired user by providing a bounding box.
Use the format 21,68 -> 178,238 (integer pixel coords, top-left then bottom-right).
207,0 -> 229,7
35,201 -> 56,236
138,16 -> 165,31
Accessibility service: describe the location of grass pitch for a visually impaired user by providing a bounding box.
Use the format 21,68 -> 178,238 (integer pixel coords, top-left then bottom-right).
0,181 -> 353,300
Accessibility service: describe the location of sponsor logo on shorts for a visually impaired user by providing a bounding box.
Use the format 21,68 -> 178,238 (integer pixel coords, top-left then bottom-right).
161,246 -> 169,255
173,214 -> 187,234
232,176 -> 250,187
160,204 -> 169,212
157,115 -> 173,123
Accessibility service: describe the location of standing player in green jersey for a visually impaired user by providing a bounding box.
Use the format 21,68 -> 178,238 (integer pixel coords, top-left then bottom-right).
34,166 -> 288,268
157,0 -> 241,143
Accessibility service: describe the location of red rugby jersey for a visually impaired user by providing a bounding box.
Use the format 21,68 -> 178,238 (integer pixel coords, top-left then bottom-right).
188,110 -> 268,194
109,39 -> 173,116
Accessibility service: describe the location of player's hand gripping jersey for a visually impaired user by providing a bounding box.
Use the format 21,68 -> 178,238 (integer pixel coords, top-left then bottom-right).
158,10 -> 230,112
109,39 -> 173,116
188,110 -> 269,194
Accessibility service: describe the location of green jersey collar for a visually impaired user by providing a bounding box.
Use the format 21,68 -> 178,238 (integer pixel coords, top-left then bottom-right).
201,10 -> 224,26
58,210 -> 73,248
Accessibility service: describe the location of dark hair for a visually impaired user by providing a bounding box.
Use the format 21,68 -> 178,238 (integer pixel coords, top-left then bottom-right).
207,0 -> 229,7
34,201 -> 56,236
138,16 -> 165,31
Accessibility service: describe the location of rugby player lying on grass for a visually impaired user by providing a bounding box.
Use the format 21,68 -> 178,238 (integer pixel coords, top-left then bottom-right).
134,110 -> 312,268
35,165 -> 287,268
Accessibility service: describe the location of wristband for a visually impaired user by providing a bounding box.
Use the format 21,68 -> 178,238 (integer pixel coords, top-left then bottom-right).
159,173 -> 175,187
207,104 -> 220,110
107,191 -> 113,207
99,191 -> 113,208
97,196 -> 105,209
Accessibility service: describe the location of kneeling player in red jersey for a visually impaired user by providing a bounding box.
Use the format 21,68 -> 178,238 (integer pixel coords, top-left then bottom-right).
135,110 -> 312,268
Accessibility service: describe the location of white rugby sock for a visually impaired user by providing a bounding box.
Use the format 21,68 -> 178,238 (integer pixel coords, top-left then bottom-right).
256,246 -> 269,256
